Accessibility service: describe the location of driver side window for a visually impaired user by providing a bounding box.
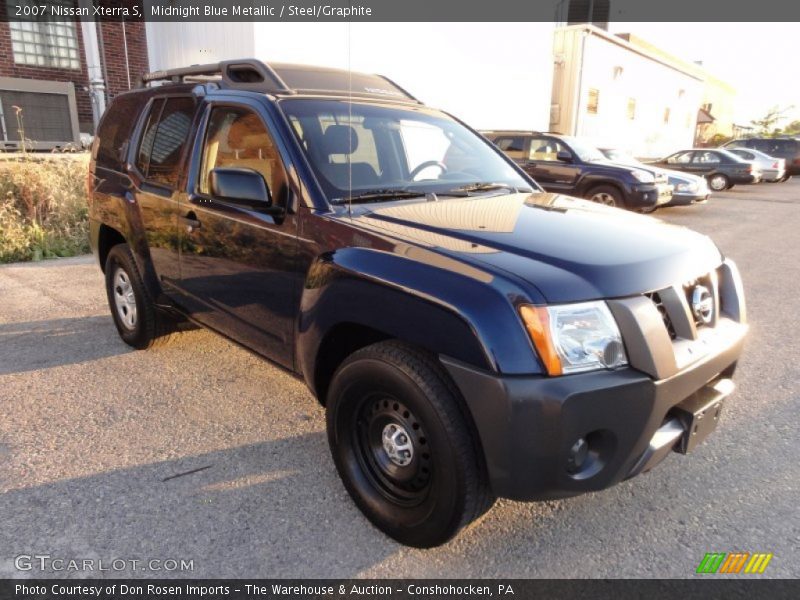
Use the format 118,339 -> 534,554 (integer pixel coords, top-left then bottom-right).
199,106 -> 287,202
528,137 -> 566,161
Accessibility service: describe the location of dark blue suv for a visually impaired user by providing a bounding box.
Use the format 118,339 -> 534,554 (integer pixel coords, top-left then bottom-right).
89,59 -> 746,548
486,131 -> 673,210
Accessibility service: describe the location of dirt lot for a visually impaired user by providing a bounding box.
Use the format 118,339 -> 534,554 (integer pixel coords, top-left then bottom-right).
1,179 -> 798,578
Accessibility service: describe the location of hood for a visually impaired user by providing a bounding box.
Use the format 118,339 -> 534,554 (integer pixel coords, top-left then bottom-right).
356,193 -> 722,303
596,157 -> 669,183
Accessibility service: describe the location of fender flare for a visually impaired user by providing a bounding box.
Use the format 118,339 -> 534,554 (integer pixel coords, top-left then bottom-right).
296,246 -> 544,396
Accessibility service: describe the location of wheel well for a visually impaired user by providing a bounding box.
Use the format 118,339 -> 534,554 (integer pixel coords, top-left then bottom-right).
313,323 -> 391,405
98,224 -> 126,272
584,180 -> 624,200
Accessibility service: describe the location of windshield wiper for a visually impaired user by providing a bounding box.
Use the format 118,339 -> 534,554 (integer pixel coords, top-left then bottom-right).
443,182 -> 530,195
332,189 -> 426,205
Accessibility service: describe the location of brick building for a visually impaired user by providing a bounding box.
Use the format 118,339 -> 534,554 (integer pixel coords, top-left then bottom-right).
0,2 -> 147,149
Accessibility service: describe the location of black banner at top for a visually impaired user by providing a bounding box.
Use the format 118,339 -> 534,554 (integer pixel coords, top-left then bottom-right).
1,0 -> 800,22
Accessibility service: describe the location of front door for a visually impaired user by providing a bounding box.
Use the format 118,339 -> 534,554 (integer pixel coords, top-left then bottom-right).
132,96 -> 197,293
176,101 -> 300,368
519,136 -> 580,192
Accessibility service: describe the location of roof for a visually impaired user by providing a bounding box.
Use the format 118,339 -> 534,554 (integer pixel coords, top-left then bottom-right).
139,59 -> 421,104
697,108 -> 716,124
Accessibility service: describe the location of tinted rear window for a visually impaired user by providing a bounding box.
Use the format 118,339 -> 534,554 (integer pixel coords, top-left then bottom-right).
94,94 -> 144,171
135,97 -> 196,188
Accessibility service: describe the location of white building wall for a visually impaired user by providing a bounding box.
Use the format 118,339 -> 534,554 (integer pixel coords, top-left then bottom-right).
146,22 -> 256,70
574,33 -> 703,158
145,23 -> 555,132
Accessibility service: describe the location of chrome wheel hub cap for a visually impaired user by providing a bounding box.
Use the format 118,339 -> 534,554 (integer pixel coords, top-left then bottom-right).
381,423 -> 414,467
112,268 -> 137,330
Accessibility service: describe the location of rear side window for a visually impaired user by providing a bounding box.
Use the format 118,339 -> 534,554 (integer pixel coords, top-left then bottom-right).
768,139 -> 799,155
136,97 -> 196,188
494,136 -> 526,159
94,94 -> 143,171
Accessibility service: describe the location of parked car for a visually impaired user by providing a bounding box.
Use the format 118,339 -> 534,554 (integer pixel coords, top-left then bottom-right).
88,59 -> 748,548
650,149 -> 761,191
723,137 -> 799,179
599,148 -> 710,206
484,131 -> 673,210
726,147 -> 786,182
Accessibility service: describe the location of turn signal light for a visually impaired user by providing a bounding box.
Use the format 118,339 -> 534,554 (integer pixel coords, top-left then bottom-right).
519,305 -> 563,375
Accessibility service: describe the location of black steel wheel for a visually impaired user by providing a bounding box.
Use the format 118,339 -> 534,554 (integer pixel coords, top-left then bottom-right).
326,341 -> 494,547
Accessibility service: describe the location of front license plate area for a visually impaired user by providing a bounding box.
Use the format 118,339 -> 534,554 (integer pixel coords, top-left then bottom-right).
672,380 -> 732,453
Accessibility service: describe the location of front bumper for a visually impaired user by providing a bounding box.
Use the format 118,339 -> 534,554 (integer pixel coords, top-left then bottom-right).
667,190 -> 710,205
442,260 -> 747,501
628,183 -> 672,208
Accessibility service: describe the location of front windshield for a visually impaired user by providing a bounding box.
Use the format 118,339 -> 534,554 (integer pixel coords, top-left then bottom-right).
562,137 -> 607,162
279,99 -> 532,202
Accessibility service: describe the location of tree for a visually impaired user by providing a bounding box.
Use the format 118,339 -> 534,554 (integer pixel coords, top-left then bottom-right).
784,120 -> 800,135
750,106 -> 794,135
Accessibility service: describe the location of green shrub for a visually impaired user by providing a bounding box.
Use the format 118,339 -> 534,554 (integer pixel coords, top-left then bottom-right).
0,155 -> 90,263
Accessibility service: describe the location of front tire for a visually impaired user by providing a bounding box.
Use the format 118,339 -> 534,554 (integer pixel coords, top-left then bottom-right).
104,244 -> 175,349
708,173 -> 729,191
587,185 -> 624,208
326,341 -> 494,547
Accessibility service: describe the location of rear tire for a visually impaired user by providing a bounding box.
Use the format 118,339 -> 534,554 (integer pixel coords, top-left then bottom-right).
104,244 -> 176,349
708,173 -> 729,192
587,185 -> 624,208
326,340 -> 494,547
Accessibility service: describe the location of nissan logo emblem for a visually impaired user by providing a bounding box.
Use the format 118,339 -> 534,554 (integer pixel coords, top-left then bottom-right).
691,285 -> 714,324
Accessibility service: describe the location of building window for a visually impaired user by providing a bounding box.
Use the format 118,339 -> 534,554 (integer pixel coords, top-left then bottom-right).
627,98 -> 636,121
663,107 -> 671,125
8,2 -> 80,70
587,88 -> 599,114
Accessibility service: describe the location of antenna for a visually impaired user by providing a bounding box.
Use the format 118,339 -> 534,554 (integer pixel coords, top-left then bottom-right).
347,23 -> 353,220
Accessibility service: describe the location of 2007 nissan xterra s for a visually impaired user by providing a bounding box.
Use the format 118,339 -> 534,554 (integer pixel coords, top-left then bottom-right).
88,59 -> 747,548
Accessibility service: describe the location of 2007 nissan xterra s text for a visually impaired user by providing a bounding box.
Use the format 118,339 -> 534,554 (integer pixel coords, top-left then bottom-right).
88,60 -> 747,548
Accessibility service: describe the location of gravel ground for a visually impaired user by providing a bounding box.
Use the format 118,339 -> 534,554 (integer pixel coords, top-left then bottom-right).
0,179 -> 798,579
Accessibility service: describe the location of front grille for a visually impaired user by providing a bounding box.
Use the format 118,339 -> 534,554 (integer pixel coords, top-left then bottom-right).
646,291 -> 677,339
684,274 -> 716,329
645,270 -> 720,341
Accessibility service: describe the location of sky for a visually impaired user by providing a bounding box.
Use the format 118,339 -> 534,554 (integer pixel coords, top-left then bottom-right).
607,23 -> 800,127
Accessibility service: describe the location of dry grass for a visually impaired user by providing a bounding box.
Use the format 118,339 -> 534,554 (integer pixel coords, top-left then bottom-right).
0,154 -> 90,263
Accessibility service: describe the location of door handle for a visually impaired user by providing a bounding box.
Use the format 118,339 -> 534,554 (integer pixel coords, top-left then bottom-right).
179,213 -> 201,233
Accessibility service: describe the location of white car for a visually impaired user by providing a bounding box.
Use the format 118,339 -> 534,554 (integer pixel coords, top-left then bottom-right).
727,147 -> 786,182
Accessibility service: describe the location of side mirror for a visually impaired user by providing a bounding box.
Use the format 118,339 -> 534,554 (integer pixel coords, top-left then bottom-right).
209,167 -> 283,215
556,150 -> 573,163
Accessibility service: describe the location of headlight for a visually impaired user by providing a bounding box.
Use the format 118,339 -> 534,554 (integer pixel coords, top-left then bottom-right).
519,301 -> 628,375
676,182 -> 698,192
630,170 -> 655,183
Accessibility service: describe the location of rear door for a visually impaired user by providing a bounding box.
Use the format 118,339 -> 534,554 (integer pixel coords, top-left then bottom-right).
690,150 -> 723,175
176,99 -> 300,368
130,96 -> 197,294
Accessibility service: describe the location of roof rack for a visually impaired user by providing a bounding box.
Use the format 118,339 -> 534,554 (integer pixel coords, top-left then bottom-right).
140,59 -> 294,93
139,58 -> 421,104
